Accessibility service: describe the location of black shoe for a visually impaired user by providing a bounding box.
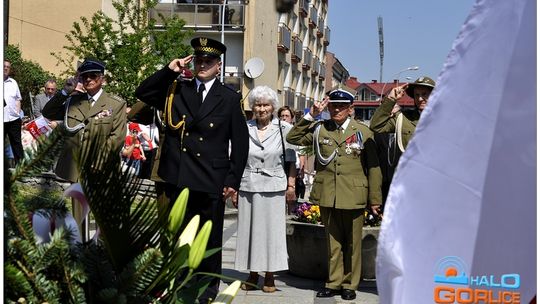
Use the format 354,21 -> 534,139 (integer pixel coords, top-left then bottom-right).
316,288 -> 341,298
341,289 -> 357,300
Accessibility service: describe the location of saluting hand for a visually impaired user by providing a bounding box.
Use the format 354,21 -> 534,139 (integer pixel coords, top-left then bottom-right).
310,96 -> 329,117
168,55 -> 194,73
387,84 -> 408,101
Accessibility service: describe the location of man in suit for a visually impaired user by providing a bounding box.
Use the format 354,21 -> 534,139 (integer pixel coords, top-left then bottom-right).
287,89 -> 382,301
32,79 -> 57,118
135,37 -> 249,304
42,59 -> 127,237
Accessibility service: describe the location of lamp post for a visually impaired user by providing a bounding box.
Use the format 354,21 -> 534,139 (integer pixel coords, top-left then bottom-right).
220,0 -> 228,83
379,66 -> 419,102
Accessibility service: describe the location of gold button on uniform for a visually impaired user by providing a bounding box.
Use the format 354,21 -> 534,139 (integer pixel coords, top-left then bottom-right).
185,132 -> 190,136
199,137 -> 203,141
196,153 -> 201,157
209,123 -> 214,128
182,148 -> 187,152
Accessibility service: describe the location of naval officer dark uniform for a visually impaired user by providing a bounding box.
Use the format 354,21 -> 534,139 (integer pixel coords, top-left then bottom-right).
135,37 -> 249,303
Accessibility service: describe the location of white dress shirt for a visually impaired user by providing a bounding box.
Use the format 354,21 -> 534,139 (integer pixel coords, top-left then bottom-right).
4,77 -> 22,122
195,77 -> 216,103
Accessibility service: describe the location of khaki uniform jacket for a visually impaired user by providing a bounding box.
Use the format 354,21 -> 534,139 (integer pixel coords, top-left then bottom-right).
42,91 -> 127,182
287,117 -> 382,209
369,97 -> 421,149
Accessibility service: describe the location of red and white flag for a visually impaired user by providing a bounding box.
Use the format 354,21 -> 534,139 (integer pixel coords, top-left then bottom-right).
376,0 -> 536,303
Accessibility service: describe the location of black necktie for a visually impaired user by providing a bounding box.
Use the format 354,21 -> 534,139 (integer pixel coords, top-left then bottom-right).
198,83 -> 206,103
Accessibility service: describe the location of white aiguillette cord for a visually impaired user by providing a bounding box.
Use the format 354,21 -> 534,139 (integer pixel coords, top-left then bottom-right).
313,124 -> 337,166
64,96 -> 86,134
395,112 -> 405,153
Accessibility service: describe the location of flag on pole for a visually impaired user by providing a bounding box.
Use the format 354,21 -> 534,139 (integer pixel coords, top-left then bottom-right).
376,0 -> 536,303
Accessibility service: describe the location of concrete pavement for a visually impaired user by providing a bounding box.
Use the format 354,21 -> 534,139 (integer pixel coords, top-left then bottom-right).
219,208 -> 380,304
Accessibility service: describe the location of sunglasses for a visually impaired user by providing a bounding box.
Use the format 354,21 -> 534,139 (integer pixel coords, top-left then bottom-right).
80,73 -> 102,81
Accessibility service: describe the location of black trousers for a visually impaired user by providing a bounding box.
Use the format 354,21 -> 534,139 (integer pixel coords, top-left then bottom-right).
165,184 -> 225,304
4,118 -> 24,164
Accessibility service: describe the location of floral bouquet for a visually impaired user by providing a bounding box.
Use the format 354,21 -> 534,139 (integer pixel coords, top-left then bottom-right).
294,202 -> 321,224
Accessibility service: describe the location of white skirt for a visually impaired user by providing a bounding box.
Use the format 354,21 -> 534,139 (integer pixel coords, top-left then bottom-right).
234,191 -> 288,272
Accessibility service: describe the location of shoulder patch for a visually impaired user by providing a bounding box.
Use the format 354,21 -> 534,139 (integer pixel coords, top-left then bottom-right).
108,93 -> 126,104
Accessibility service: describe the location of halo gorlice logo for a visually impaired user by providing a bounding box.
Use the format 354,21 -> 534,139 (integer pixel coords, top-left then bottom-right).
433,256 -> 521,303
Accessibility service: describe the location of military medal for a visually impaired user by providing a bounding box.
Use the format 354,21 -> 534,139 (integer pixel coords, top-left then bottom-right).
344,132 -> 364,156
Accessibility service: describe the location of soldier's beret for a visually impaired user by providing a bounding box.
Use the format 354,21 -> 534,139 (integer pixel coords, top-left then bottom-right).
328,89 -> 354,103
405,76 -> 436,98
78,59 -> 105,75
191,37 -> 226,59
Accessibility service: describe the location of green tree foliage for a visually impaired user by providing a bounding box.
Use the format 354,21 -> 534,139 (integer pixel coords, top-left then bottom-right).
52,0 -> 192,105
4,45 -> 56,116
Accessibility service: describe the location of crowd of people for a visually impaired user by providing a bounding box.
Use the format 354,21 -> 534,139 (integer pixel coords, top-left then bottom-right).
4,35 -> 436,302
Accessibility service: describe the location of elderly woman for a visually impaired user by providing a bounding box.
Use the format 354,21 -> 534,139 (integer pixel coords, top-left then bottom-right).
233,86 -> 296,292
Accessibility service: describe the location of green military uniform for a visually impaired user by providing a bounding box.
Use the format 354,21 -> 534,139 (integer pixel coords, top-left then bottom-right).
370,76 -> 436,150
42,59 -> 126,242
369,96 -> 420,150
43,91 -> 127,182
287,108 -> 382,292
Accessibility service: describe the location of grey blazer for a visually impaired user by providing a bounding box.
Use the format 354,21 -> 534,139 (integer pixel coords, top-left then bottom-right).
239,118 -> 296,192
32,93 -> 50,117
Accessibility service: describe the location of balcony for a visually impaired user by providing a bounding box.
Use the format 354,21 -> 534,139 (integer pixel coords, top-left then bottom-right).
298,0 -> 309,17
297,94 -> 306,110
149,2 -> 245,30
316,16 -> 324,37
319,63 -> 326,80
284,89 -> 295,108
302,48 -> 312,70
312,56 -> 320,75
323,26 -> 331,46
291,37 -> 303,63
308,6 -> 317,28
278,25 -> 291,53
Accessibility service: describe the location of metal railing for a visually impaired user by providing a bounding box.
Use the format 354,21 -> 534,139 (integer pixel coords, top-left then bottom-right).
298,0 -> 309,17
278,25 -> 291,52
309,6 -> 317,27
302,48 -> 312,69
149,3 -> 245,29
323,26 -> 330,45
292,37 -> 303,62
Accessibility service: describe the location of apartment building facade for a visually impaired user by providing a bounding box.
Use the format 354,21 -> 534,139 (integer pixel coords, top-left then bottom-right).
153,0 -> 330,112
7,0 -> 330,113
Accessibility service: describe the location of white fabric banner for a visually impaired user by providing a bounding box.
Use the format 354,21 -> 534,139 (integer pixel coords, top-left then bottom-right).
376,0 -> 536,303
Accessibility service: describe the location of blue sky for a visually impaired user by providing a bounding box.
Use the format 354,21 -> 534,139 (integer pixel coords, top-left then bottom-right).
327,0 -> 476,83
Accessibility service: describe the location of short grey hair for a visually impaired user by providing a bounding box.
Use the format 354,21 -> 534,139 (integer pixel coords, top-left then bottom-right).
248,85 -> 280,114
